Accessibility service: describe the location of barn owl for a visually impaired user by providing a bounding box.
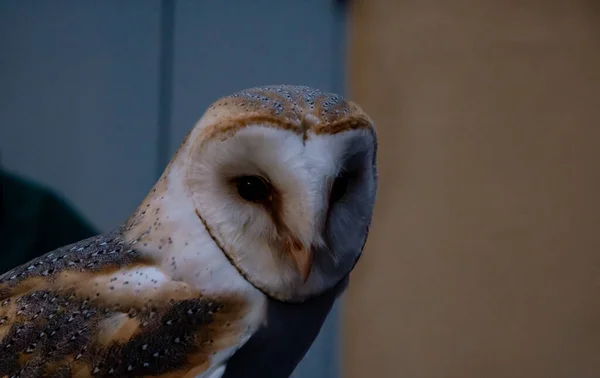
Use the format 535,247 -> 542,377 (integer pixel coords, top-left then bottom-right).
0,85 -> 377,378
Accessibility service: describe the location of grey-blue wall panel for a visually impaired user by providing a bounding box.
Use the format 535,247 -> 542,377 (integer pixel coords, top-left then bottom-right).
167,2 -> 347,377
166,0 -> 344,158
0,0 -> 162,231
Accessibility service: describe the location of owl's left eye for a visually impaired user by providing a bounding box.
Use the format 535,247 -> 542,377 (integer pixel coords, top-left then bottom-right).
234,175 -> 272,202
330,172 -> 353,203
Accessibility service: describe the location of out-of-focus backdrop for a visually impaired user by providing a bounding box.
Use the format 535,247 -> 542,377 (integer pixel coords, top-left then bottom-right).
1,1 -> 599,377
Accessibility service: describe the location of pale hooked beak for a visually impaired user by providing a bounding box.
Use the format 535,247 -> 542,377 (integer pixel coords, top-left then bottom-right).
284,236 -> 313,283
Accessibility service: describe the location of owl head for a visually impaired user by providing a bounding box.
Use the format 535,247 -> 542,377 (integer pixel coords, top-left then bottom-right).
136,85 -> 377,303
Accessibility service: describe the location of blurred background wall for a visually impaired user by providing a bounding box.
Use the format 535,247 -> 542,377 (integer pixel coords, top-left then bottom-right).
344,1 -> 600,378
0,1 -> 347,377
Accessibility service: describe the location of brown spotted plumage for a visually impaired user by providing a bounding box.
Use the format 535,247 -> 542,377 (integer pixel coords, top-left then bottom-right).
0,230 -> 248,378
196,85 -> 374,148
0,85 -> 377,378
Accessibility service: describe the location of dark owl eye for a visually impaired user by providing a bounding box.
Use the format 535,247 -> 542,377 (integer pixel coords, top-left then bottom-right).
330,173 -> 351,203
234,175 -> 272,202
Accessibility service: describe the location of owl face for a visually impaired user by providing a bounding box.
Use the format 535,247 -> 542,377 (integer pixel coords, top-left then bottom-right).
185,86 -> 377,302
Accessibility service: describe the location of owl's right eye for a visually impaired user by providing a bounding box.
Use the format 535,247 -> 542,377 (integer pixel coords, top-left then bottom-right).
234,175 -> 272,203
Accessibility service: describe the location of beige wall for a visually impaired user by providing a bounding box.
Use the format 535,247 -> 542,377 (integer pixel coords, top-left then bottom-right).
343,1 -> 600,377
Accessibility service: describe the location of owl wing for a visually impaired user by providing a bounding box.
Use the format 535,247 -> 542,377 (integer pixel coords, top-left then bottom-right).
0,229 -> 248,378
222,276 -> 348,378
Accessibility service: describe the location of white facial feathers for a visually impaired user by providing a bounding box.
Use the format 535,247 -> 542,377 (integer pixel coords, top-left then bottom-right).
187,125 -> 376,302
127,85 -> 378,303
